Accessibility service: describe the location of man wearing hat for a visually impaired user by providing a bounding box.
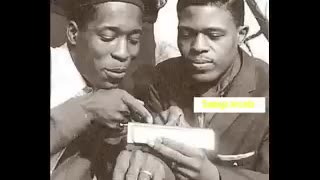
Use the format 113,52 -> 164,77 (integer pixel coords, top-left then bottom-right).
120,0 -> 269,179
50,0 -> 168,179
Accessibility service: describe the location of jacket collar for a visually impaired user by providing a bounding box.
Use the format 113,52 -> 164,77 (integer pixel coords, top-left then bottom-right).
207,50 -> 258,137
227,50 -> 256,97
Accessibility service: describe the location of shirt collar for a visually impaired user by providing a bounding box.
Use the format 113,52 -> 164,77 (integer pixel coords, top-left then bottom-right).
60,43 -> 88,91
50,43 -> 88,108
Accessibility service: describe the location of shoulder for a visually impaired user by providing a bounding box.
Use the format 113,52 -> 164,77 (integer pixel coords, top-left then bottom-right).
246,56 -> 269,113
50,44 -> 68,67
253,57 -> 269,83
50,44 -> 70,78
156,56 -> 183,72
253,57 -> 269,97
50,44 -> 87,108
155,56 -> 184,82
243,54 -> 269,97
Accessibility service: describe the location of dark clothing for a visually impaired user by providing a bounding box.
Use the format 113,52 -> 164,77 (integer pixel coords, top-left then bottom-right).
51,123 -> 125,179
51,50 -> 269,180
145,51 -> 269,180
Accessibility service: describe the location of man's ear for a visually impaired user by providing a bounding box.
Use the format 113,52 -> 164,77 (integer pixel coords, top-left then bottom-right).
238,25 -> 249,44
66,21 -> 79,45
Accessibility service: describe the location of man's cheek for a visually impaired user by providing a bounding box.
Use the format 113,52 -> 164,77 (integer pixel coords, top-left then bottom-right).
90,38 -> 114,57
128,45 -> 140,58
178,41 -> 190,55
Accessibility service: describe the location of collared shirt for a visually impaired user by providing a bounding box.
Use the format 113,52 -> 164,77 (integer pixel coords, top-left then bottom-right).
50,43 -> 94,177
50,43 -> 88,109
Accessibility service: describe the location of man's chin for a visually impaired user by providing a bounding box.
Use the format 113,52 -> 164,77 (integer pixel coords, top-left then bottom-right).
104,136 -> 126,145
103,128 -> 127,145
98,81 -> 120,89
191,73 -> 219,83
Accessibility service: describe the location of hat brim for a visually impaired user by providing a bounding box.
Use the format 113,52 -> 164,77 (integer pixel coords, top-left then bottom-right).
50,0 -> 167,23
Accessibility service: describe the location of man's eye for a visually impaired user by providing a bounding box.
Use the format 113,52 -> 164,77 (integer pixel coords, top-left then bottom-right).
179,31 -> 193,38
207,33 -> 224,40
128,34 -> 141,45
129,39 -> 140,45
99,32 -> 117,42
100,36 -> 115,42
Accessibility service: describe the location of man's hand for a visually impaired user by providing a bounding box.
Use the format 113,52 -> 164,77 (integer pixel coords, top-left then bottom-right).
148,138 -> 219,180
50,88 -> 152,155
83,89 -> 153,129
113,150 -> 166,180
154,106 -> 190,127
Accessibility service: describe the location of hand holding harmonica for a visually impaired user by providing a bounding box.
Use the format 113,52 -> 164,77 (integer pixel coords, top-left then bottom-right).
154,105 -> 190,127
83,89 -> 153,129
148,138 -> 219,180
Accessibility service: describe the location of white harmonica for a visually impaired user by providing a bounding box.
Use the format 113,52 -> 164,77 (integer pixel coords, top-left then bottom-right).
217,151 -> 256,161
127,122 -> 215,150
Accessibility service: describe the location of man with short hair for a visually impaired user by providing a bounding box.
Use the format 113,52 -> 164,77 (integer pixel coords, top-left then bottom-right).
154,0 -> 269,64
50,0 -> 166,179
143,0 -> 269,179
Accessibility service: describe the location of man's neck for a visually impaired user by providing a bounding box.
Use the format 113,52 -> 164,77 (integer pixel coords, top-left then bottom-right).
190,52 -> 241,96
67,43 -> 77,65
67,43 -> 94,88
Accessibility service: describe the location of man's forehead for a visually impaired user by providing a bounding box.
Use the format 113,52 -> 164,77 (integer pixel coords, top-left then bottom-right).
88,2 -> 143,31
94,2 -> 143,18
178,5 -> 235,30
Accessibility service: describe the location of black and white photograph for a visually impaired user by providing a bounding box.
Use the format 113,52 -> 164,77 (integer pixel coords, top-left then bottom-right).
50,0 -> 269,179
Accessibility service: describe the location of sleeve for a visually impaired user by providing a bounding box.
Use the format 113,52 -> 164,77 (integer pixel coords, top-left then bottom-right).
216,133 -> 269,180
51,153 -> 92,180
144,66 -> 172,115
51,122 -> 107,179
146,82 -> 166,115
50,94 -> 94,155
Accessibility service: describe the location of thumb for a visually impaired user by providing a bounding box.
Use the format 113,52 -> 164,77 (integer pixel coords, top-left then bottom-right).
121,92 -> 153,124
166,106 -> 183,126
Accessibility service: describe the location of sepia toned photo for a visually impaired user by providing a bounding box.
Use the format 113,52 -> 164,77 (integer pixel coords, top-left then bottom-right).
50,0 -> 269,179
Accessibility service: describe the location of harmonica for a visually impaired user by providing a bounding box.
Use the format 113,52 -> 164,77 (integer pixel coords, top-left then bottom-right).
127,122 -> 215,150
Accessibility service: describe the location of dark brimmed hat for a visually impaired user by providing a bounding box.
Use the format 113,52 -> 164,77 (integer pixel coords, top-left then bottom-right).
51,0 -> 167,23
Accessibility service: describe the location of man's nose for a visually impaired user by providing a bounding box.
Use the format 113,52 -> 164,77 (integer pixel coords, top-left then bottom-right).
191,33 -> 209,54
111,38 -> 130,62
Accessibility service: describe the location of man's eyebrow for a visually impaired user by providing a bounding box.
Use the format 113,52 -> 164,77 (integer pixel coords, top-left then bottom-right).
97,26 -> 142,34
178,26 -> 226,33
129,29 -> 143,35
178,26 -> 195,31
202,27 -> 226,33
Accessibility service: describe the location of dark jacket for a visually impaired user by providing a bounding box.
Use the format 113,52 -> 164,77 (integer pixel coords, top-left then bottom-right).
51,50 -> 269,180
145,51 -> 269,180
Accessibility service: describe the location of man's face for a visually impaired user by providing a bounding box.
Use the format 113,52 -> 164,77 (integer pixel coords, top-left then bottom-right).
178,5 -> 243,83
73,2 -> 143,89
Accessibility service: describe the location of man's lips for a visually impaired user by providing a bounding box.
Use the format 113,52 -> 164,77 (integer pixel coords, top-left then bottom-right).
106,67 -> 127,73
189,59 -> 215,71
191,62 -> 213,67
192,60 -> 212,64
103,68 -> 127,79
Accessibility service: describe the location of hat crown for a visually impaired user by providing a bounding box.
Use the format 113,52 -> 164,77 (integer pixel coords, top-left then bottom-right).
51,0 -> 167,23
